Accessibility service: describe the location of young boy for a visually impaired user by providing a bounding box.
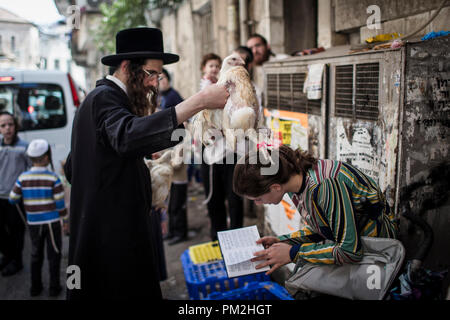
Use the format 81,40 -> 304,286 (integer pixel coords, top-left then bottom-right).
9,139 -> 66,297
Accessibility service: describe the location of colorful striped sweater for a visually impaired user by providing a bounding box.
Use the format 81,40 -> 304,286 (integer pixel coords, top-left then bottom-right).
9,167 -> 66,225
278,159 -> 397,266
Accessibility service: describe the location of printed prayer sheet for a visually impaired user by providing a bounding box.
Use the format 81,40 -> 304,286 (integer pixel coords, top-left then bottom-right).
217,225 -> 270,278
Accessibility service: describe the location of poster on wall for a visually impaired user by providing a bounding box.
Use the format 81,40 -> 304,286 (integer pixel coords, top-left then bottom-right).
265,109 -> 309,151
263,108 -> 310,243
303,63 -> 325,100
336,119 -> 385,182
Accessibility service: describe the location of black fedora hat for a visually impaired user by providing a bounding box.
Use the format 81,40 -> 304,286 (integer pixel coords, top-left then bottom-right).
101,27 -> 179,66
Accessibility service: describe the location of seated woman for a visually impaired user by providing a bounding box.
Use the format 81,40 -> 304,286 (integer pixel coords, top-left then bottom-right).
232,145 -> 398,275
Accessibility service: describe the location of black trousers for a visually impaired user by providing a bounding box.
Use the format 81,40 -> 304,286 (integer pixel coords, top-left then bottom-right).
28,221 -> 62,290
168,183 -> 188,238
0,199 -> 25,265
201,161 -> 244,241
150,207 -> 167,282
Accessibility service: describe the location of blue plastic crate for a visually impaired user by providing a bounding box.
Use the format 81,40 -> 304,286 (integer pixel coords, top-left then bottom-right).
205,281 -> 294,300
181,249 -> 270,300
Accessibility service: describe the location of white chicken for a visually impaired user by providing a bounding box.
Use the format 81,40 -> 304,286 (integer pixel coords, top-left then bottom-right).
192,52 -> 262,154
144,141 -> 191,208
144,150 -> 175,208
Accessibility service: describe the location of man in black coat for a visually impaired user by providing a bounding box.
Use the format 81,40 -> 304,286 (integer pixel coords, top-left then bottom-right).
64,28 -> 228,300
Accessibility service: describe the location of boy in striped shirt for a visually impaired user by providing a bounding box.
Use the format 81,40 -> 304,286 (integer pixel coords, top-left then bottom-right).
9,139 -> 66,297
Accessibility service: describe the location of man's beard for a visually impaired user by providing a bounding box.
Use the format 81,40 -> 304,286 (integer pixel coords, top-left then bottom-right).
126,61 -> 159,116
146,85 -> 159,115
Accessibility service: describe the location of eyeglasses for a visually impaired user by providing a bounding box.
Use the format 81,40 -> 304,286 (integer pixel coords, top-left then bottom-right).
142,69 -> 164,81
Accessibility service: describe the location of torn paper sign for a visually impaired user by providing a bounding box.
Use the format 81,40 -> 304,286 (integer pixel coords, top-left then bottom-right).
303,63 -> 325,100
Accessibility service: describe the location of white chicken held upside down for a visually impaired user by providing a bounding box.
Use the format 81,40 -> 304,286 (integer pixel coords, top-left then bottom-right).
192,52 -> 261,153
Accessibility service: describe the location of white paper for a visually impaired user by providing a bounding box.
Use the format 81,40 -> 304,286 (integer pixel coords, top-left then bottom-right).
217,225 -> 270,278
303,63 -> 324,100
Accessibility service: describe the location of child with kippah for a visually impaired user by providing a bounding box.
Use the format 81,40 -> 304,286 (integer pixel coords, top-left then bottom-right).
9,139 -> 66,297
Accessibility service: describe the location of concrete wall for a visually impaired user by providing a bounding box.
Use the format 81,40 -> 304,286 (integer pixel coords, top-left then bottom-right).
335,0 -> 449,31
248,0 -> 285,55
284,0 -> 317,54
316,0 -> 450,47
317,0 -> 349,48
161,0 -> 292,99
161,1 -> 198,99
398,37 -> 450,291
360,4 -> 450,42
0,22 -> 40,69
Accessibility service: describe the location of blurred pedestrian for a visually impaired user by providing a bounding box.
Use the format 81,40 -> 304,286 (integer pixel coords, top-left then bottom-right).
197,53 -> 244,241
0,111 -> 29,277
246,34 -> 288,102
159,68 -> 183,110
64,27 -> 228,300
165,144 -> 189,245
246,33 -> 289,67
9,139 -> 66,297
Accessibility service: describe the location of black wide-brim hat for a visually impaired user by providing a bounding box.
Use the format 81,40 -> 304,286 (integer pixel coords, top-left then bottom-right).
101,27 -> 179,66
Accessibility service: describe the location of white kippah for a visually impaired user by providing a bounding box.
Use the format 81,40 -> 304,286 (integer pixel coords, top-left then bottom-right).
26,139 -> 49,157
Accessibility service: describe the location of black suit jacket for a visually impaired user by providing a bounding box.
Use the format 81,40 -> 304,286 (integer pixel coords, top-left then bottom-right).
65,78 -> 183,299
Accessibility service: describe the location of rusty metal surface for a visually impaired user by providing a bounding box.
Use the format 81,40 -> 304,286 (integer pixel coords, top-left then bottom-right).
328,49 -> 403,210
397,36 -> 450,276
262,35 -> 450,293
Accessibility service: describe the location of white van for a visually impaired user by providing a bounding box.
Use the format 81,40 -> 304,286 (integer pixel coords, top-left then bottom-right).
0,69 -> 81,173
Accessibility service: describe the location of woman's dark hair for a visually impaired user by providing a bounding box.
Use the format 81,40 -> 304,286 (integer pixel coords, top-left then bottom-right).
233,145 -> 317,197
200,53 -> 222,71
126,58 -> 158,116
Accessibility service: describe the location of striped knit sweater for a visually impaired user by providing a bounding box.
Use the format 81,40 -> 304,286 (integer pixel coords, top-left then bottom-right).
278,159 -> 397,266
9,167 -> 65,225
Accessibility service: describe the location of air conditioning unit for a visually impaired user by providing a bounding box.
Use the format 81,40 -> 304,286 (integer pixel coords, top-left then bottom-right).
262,35 -> 450,274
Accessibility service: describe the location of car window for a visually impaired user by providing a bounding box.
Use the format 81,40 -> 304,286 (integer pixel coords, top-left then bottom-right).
0,83 -> 67,131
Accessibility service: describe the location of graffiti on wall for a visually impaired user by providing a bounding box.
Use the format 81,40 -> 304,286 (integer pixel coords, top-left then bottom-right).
411,74 -> 450,142
400,162 -> 450,216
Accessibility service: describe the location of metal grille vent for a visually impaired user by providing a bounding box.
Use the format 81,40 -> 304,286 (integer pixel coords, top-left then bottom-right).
355,63 -> 379,121
266,72 -> 322,116
335,64 -> 354,118
334,63 -> 380,121
292,73 -> 307,114
279,74 -> 292,110
267,74 -> 278,108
